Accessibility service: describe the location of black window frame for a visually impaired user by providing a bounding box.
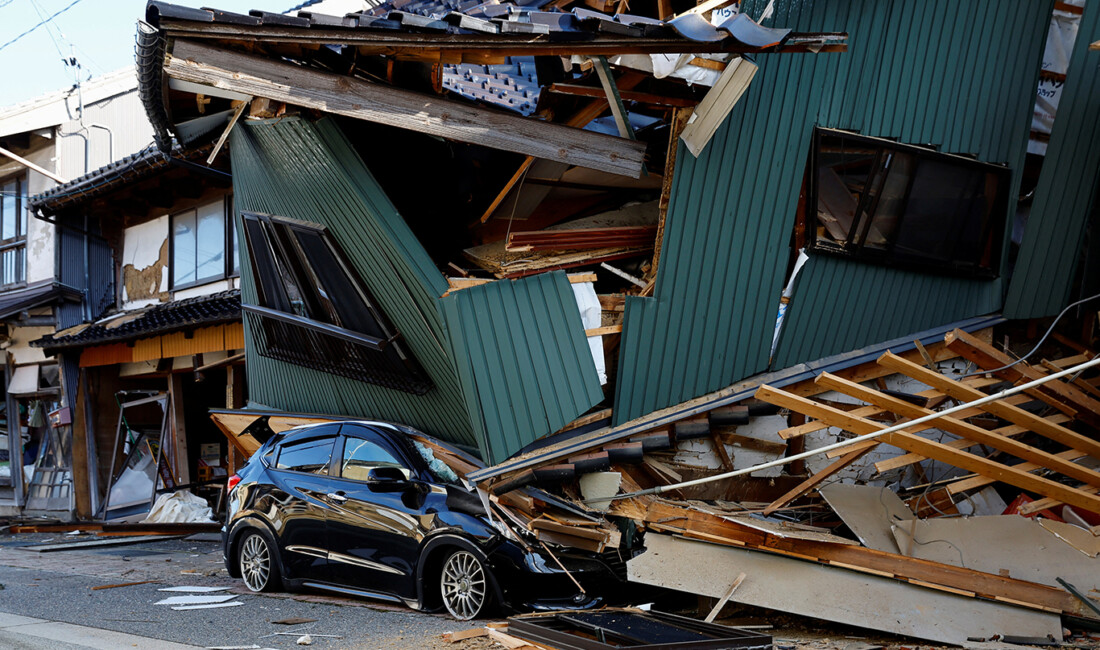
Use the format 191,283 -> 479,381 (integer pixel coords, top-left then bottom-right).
273,432 -> 338,476
240,210 -> 432,395
333,424 -> 422,483
169,194 -> 239,291
0,173 -> 28,289
806,127 -> 1010,279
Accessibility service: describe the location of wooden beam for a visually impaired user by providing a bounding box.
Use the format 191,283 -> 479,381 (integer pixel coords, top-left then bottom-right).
591,56 -> 635,140
704,572 -> 746,623
0,144 -> 68,184
159,19 -> 846,56
586,324 -> 622,337
646,106 -> 692,289
762,445 -> 876,515
754,384 -> 1100,514
644,500 -> 1086,617
206,98 -> 249,164
945,329 -> 1100,428
779,376 -> 1002,440
166,39 -> 646,177
877,414 -> 1072,473
169,373 -> 191,484
877,351 -> 1100,459
815,373 -> 1100,488
547,83 -> 698,107
948,449 -> 1088,497
709,430 -> 735,471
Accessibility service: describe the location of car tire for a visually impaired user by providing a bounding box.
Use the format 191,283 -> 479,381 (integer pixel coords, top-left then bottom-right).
238,529 -> 282,593
440,549 -> 492,620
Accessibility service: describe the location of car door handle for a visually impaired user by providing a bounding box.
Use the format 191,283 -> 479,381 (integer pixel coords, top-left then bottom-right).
326,491 -> 348,503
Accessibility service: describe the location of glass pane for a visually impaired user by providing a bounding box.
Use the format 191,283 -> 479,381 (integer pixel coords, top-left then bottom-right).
894,159 -> 992,267
172,210 -> 196,287
276,437 -> 334,475
340,435 -> 407,481
294,228 -> 385,337
855,151 -> 915,251
194,201 -> 225,283
229,196 -> 239,275
2,180 -> 16,241
815,136 -> 877,249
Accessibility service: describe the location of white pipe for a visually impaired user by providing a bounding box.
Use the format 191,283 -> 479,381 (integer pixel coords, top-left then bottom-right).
585,354 -> 1100,503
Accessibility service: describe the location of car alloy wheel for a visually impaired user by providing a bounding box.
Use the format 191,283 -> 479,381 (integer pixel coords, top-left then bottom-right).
240,531 -> 276,592
441,550 -> 488,620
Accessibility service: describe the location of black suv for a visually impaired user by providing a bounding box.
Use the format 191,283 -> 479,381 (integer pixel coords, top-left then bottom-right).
223,420 -> 626,619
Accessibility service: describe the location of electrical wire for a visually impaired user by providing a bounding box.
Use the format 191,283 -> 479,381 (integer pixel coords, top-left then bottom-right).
0,0 -> 86,53
960,291 -> 1100,377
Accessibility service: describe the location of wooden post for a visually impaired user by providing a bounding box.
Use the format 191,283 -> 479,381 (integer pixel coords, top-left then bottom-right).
169,374 -> 190,484
70,368 -> 93,520
226,364 -> 246,475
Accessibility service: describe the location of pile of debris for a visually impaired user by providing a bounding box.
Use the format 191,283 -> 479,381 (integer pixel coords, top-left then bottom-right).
463,327 -> 1100,645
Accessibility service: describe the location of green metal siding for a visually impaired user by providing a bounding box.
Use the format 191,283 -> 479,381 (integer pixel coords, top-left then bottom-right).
442,272 -> 603,463
613,0 -> 1051,425
231,117 -> 601,462
230,116 -> 477,448
1005,1 -> 1100,318
772,257 -> 1004,369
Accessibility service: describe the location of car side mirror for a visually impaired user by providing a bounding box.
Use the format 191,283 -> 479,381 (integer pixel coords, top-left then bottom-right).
367,466 -> 409,491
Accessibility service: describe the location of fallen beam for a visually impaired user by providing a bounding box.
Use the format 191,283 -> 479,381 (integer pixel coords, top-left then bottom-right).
165,39 -> 647,177
629,534 -> 1064,645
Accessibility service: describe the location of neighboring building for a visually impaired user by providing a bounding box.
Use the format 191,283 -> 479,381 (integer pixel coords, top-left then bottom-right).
0,69 -> 152,517
29,144 -> 242,521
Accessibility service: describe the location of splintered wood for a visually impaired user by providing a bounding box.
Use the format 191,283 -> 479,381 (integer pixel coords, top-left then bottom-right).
754,330 -> 1100,516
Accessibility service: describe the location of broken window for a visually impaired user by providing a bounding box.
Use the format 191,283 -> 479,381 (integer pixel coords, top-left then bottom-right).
171,195 -> 238,289
0,174 -> 27,287
808,128 -> 1009,277
240,211 -> 431,395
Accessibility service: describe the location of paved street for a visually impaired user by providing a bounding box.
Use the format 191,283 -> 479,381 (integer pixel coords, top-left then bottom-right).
0,532 -> 482,649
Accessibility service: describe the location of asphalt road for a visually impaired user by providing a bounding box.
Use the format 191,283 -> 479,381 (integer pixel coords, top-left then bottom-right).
0,532 -> 482,649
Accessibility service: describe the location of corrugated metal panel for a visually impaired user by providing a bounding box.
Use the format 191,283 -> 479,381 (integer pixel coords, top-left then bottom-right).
229,116 -> 479,450
79,343 -> 132,367
132,336 -> 161,362
613,0 -> 1051,425
56,90 -> 154,180
1004,1 -> 1100,318
225,321 -> 244,349
441,272 -> 602,462
772,257 -> 1004,368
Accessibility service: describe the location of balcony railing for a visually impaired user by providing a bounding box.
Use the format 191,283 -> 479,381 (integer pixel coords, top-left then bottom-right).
243,304 -> 432,395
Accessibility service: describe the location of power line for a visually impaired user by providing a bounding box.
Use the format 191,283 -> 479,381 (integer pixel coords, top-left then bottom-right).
0,0 -> 17,9
0,0 -> 86,53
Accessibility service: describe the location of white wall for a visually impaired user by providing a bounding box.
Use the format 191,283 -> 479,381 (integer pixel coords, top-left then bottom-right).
23,145 -> 57,284
55,90 -> 153,181
120,215 -> 169,309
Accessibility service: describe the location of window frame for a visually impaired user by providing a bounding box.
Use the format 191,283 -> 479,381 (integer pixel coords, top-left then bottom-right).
0,173 -> 28,289
332,424 -> 422,484
240,210 -> 433,395
806,127 -> 1010,279
169,194 -> 239,291
272,432 -> 339,476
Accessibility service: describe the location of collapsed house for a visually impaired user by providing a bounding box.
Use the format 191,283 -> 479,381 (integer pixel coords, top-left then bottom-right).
31,0 -> 1098,644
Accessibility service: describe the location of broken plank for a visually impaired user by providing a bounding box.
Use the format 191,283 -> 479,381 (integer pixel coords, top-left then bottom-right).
816,373 -> 1100,487
586,325 -> 622,337
680,57 -> 758,157
755,384 -> 1100,514
547,83 -> 699,107
704,571 -> 746,623
943,446 -> 1087,494
877,352 -> 1100,459
762,445 -> 876,515
166,40 -> 646,177
91,580 -> 159,591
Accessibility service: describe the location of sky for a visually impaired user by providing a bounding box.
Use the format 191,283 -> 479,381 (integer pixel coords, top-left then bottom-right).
0,0 -> 287,109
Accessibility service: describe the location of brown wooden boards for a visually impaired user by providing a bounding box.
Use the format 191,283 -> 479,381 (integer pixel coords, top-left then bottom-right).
166,40 -> 647,177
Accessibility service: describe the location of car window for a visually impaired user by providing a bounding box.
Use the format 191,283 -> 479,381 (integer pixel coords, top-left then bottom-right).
276,437 -> 334,475
340,436 -> 410,481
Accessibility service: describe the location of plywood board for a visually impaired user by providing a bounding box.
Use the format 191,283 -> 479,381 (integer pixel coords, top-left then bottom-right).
629,534 -> 1062,645
819,484 -> 914,553
891,515 -> 1099,593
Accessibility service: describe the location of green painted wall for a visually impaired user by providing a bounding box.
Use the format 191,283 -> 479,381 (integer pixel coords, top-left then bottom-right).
231,117 -> 600,462
614,0 -> 1051,425
1005,0 -> 1100,318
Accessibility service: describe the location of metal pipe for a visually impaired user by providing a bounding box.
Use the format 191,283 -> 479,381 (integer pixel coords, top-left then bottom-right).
584,354 -> 1100,504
